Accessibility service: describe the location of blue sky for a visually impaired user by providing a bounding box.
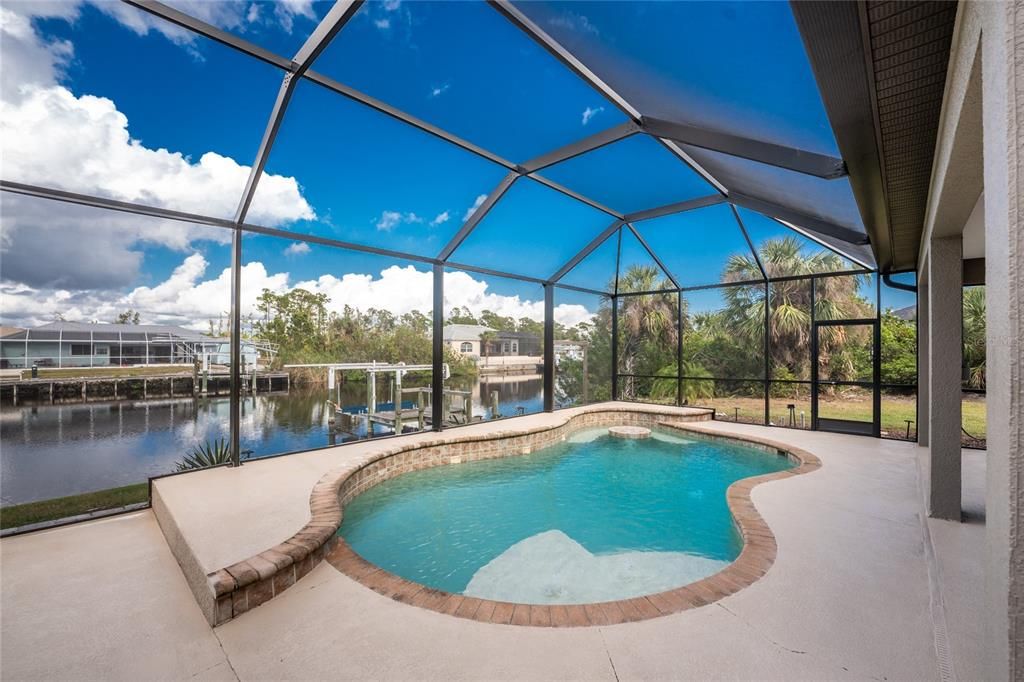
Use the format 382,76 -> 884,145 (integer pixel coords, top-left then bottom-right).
35,6 -> 284,167
0,0 -> 887,330
516,0 -> 839,156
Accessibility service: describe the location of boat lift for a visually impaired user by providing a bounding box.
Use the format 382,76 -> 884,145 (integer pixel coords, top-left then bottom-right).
283,361 -> 471,435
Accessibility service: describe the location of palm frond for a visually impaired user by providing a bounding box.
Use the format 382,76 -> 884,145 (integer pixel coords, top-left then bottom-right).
174,438 -> 244,471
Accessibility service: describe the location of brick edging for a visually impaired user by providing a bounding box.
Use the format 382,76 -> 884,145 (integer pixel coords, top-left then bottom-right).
324,420 -> 822,628
203,404 -> 712,625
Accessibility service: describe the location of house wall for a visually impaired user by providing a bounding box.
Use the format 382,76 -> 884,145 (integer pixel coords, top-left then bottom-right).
487,336 -> 542,357
918,2 -> 1023,677
446,339 -> 481,356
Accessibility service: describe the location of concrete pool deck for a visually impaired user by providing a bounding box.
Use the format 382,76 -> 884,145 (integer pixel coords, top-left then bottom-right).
0,417 -> 987,680
151,402 -> 714,624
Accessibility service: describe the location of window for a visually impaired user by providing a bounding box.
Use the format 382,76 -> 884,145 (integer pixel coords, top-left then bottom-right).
511,342 -> 518,354
502,342 -> 510,353
460,342 -> 472,353
70,344 -> 91,356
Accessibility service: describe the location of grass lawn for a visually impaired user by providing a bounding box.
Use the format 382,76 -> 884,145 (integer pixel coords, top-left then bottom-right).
20,366 -> 196,380
0,483 -> 149,530
698,394 -> 986,443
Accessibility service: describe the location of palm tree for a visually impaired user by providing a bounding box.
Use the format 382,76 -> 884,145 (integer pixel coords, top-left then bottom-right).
721,236 -> 871,382
962,286 -> 985,388
616,265 -> 678,399
479,330 -> 497,366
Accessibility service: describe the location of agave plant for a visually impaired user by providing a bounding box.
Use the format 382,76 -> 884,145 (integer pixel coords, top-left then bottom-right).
174,438 -> 243,471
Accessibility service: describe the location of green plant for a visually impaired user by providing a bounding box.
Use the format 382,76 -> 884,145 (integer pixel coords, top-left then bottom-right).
616,265 -> 678,399
962,286 -> 986,388
174,438 -> 244,471
722,236 -> 871,382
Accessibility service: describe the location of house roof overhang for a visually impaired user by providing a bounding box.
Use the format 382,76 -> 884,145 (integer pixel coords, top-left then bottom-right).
792,0 -> 958,273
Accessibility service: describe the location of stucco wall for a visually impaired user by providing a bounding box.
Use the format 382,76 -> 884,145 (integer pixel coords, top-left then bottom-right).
919,2 -> 1023,678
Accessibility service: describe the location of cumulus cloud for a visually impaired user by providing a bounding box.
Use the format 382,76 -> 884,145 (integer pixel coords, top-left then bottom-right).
429,211 -> 450,227
1,86 -> 314,225
294,266 -> 594,327
375,210 -> 422,232
463,194 -> 487,222
284,242 -> 311,256
0,254 -> 596,331
0,253 -> 287,330
0,5 -> 75,103
0,0 -> 315,294
443,270 -> 593,327
0,193 -> 230,291
430,83 -> 450,98
581,106 -> 604,126
0,3 -> 597,333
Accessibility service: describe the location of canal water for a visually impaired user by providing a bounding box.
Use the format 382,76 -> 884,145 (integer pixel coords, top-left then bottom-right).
0,376 -> 544,506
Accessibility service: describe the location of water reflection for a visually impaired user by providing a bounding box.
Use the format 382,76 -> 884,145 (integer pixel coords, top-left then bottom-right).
0,376 -> 543,505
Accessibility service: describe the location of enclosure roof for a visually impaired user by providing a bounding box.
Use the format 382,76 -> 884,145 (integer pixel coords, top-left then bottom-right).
792,1 -> 957,272
442,324 -> 495,341
26,321 -> 215,342
0,0 -> 958,292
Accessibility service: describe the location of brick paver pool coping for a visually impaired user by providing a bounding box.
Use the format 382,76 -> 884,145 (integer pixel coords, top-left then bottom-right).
206,406 -> 821,627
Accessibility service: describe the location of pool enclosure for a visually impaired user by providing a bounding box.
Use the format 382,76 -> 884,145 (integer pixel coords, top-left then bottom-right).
0,0 -> 925,471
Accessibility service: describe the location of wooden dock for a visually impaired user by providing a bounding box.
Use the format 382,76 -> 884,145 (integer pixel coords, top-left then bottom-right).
0,371 -> 290,405
329,386 -> 478,436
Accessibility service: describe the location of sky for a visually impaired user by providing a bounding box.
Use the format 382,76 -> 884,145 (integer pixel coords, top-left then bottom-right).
0,0 -> 877,332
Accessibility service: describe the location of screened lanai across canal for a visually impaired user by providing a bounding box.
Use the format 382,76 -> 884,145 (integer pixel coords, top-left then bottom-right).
0,0 -> 934,528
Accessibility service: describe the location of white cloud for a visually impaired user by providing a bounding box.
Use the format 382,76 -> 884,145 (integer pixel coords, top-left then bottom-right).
366,0 -> 403,32
581,106 -> 604,126
463,194 -> 487,222
429,211 -> 450,227
443,270 -> 543,322
0,253 -> 287,330
549,12 -> 599,36
553,304 -> 594,328
0,3 -> 317,299
269,0 -> 316,34
0,5 -> 598,333
430,83 -> 450,98
0,192 -> 233,292
0,255 -> 597,331
284,242 -> 311,256
300,266 -> 594,327
89,0 -> 315,47
0,5 -> 75,103
1,86 -> 314,225
375,210 -> 423,232
0,4 -> 314,228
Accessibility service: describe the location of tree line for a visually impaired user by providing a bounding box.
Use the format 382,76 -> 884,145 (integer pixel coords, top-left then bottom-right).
240,236 -> 986,398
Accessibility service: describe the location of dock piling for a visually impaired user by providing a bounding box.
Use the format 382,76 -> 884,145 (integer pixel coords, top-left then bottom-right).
394,367 -> 403,434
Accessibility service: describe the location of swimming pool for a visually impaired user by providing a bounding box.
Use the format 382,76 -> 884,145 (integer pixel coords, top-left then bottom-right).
338,427 -> 795,605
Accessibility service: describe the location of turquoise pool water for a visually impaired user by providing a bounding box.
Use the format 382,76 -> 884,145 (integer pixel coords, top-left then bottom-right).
338,428 -> 793,604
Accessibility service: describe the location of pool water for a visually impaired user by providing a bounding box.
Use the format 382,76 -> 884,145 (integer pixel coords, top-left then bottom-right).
338,428 -> 793,604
